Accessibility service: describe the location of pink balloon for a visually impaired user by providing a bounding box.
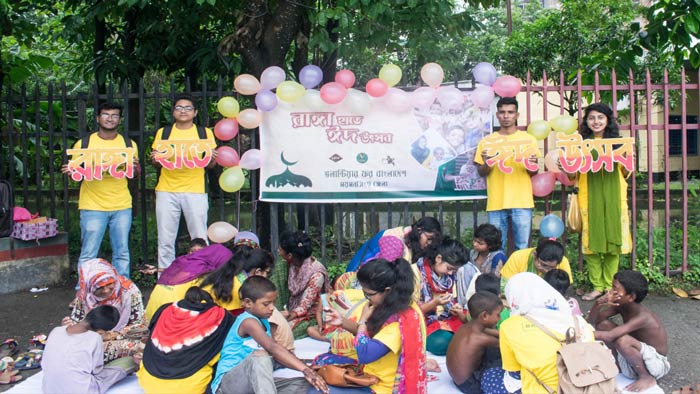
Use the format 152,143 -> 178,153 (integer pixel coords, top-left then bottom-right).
493,76 -> 522,98
382,88 -> 412,113
531,172 -> 556,197
366,78 -> 388,98
436,86 -> 464,109
215,146 -> 240,167
556,171 -> 576,187
335,69 -> 356,88
240,149 -> 263,170
411,87 -> 436,110
320,82 -> 347,104
470,86 -> 495,109
214,118 -> 239,141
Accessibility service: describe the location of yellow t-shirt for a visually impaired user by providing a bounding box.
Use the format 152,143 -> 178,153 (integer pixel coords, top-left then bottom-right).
72,134 -> 137,211
144,280 -> 197,322
500,247 -> 572,282
137,353 -> 219,394
474,131 -> 540,211
200,276 -> 243,311
152,124 -> 215,193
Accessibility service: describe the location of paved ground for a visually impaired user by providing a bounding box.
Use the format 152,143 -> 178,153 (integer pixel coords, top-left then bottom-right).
1,285 -> 699,393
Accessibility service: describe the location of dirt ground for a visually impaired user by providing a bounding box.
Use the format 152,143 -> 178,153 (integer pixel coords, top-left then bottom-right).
1,285 -> 699,393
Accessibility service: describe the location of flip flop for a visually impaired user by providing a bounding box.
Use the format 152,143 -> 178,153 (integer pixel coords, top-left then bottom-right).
0,368 -> 22,385
29,334 -> 46,350
13,349 -> 42,371
0,339 -> 18,359
672,384 -> 700,394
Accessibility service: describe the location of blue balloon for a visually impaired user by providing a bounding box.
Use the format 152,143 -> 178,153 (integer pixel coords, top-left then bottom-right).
540,214 -> 564,238
472,62 -> 498,86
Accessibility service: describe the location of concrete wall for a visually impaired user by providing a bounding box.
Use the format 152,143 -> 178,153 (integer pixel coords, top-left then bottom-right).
0,233 -> 70,295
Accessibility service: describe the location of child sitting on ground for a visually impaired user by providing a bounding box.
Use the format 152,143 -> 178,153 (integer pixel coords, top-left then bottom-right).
42,305 -> 136,394
446,292 -> 504,394
210,276 -> 328,394
456,224 -> 506,307
544,268 -> 582,315
470,273 -> 510,331
587,270 -> 669,392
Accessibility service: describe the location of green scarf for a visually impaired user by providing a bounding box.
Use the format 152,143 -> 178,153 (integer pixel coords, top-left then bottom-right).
586,149 -> 622,254
527,249 -> 538,275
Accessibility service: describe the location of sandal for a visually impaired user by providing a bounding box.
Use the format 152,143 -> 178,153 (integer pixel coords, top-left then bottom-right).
0,368 -> 22,385
0,339 -> 19,359
582,290 -> 603,301
672,384 -> 700,394
29,334 -> 46,350
13,349 -> 42,370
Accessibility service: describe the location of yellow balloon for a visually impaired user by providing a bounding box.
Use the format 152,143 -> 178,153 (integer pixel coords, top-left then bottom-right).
234,74 -> 261,95
217,96 -> 240,118
276,81 -> 306,102
549,114 -> 578,135
379,64 -> 402,87
527,120 -> 551,141
219,166 -> 245,193
238,108 -> 262,129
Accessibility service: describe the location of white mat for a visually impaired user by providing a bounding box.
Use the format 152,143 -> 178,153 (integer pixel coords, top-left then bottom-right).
5,337 -> 664,394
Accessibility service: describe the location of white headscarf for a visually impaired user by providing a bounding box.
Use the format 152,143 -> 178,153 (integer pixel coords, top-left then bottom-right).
505,272 -> 594,340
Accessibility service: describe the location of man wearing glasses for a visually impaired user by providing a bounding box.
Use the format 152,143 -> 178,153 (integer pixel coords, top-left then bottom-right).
62,102 -> 139,283
150,93 -> 217,272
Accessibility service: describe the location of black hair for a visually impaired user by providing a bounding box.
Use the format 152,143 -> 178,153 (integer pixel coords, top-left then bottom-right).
183,286 -> 215,304
84,305 -> 120,331
614,270 -> 648,303
199,248 -> 275,303
189,238 -> 207,249
543,269 -> 571,296
467,291 -> 502,319
405,217 -> 442,263
172,93 -> 196,109
496,97 -> 518,111
580,102 -> 620,140
474,223 -> 502,252
97,102 -> 123,116
239,276 -> 277,302
424,237 -> 468,268
357,258 -> 415,336
535,239 -> 565,263
279,230 -> 313,262
475,273 -> 501,296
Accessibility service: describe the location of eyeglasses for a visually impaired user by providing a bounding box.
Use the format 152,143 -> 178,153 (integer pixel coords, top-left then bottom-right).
174,105 -> 195,112
535,258 -> 558,271
99,113 -> 121,120
362,289 -> 380,300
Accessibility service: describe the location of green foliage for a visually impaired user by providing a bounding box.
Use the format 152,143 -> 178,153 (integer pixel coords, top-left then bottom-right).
638,0 -> 700,68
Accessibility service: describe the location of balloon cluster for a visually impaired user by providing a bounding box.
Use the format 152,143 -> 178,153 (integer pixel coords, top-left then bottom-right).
527,114 -> 581,196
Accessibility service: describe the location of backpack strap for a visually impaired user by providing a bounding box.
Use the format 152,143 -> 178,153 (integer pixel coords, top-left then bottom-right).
196,125 -> 206,140
161,124 -> 206,140
79,132 -> 132,148
522,315 -> 566,343
525,369 -> 556,394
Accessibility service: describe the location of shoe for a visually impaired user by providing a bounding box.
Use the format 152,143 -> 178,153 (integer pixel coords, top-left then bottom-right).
582,290 -> 603,301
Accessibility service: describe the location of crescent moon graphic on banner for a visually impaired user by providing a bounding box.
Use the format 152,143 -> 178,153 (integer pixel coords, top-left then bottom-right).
281,152 -> 298,166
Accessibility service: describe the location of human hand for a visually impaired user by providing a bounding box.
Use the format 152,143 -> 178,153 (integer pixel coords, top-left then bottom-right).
60,164 -> 72,175
434,293 -> 452,306
61,316 -> 74,327
303,368 -> 329,393
323,309 -> 343,327
139,264 -> 158,275
481,150 -> 494,164
527,154 -> 538,166
597,290 -> 621,307
359,303 -> 375,322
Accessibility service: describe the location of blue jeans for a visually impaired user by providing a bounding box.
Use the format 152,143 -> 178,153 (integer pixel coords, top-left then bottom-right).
77,209 -> 132,283
488,208 -> 532,251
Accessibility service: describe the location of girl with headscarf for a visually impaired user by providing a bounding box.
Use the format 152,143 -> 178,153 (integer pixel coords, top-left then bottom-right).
64,258 -> 145,363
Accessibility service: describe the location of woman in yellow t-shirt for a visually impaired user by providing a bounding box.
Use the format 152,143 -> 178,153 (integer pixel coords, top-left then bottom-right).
319,258 -> 428,394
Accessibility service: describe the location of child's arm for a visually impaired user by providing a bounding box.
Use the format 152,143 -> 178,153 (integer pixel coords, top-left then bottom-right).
587,293 -> 619,325
595,313 -> 649,344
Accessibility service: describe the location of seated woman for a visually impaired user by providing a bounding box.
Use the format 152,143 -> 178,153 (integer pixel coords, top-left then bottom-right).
499,239 -> 572,291
316,258 -> 428,394
417,237 -> 469,356
345,216 -> 442,272
497,272 -> 595,394
278,231 -> 330,337
63,258 -> 146,363
137,287 -> 235,394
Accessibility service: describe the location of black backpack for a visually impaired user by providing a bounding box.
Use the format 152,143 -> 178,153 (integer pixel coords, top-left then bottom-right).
160,124 -> 207,141
0,179 -> 14,237
80,132 -> 133,149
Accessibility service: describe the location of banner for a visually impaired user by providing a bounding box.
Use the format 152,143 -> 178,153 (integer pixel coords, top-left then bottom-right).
259,93 -> 492,202
66,147 -> 137,181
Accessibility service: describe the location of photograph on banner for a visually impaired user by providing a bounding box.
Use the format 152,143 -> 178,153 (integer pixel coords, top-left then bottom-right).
66,147 -> 137,181
555,132 -> 635,173
259,90 -> 492,202
151,139 -> 216,170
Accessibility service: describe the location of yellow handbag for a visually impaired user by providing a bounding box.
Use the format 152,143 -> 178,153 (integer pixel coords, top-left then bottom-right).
566,188 -> 582,233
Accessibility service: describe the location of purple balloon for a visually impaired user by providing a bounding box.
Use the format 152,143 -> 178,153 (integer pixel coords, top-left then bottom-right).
299,65 -> 323,89
255,90 -> 278,112
260,66 -> 286,90
472,62 -> 498,86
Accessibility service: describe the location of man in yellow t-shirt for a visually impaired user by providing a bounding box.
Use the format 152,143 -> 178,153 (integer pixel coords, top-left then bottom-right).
474,97 -> 540,251
151,93 -> 217,271
500,239 -> 572,291
61,102 -> 139,282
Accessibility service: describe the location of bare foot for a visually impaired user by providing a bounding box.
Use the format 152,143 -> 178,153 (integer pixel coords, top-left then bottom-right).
426,358 -> 441,372
625,375 -> 657,392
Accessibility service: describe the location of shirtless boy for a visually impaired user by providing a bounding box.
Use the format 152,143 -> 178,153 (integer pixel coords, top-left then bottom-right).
446,291 -> 503,394
587,270 -> 669,392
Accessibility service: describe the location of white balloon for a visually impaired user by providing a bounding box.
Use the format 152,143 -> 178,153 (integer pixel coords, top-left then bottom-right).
240,149 -> 263,170
207,221 -> 238,243
344,88 -> 371,115
303,89 -> 327,111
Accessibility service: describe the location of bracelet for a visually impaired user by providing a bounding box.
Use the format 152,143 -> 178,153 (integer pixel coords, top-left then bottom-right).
357,320 -> 366,326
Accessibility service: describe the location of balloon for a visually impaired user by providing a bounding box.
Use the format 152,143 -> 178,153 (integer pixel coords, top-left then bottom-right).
234,231 -> 259,246
218,166 -> 246,193
207,221 -> 238,243
421,63 -> 444,88
383,88 -> 412,113
214,118 -> 239,141
493,75 -> 522,98
240,149 -> 263,170
276,81 -> 306,102
345,88 -> 371,115
319,82 -> 347,104
260,66 -> 286,90
411,86 -> 436,110
556,171 -> 576,187
527,120 -> 551,141
532,172 -> 556,197
299,65 -> 323,89
436,86 -> 464,109
549,114 -> 578,135
335,69 -> 356,88
544,150 -> 562,173
365,78 -> 388,98
379,64 -> 402,87
217,96 -> 240,118
304,89 -> 327,111
215,146 -> 240,167
234,74 -> 261,95
237,108 -> 262,129
470,86 -> 495,109
472,62 -> 498,86
540,214 -> 565,238
255,90 -> 278,112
